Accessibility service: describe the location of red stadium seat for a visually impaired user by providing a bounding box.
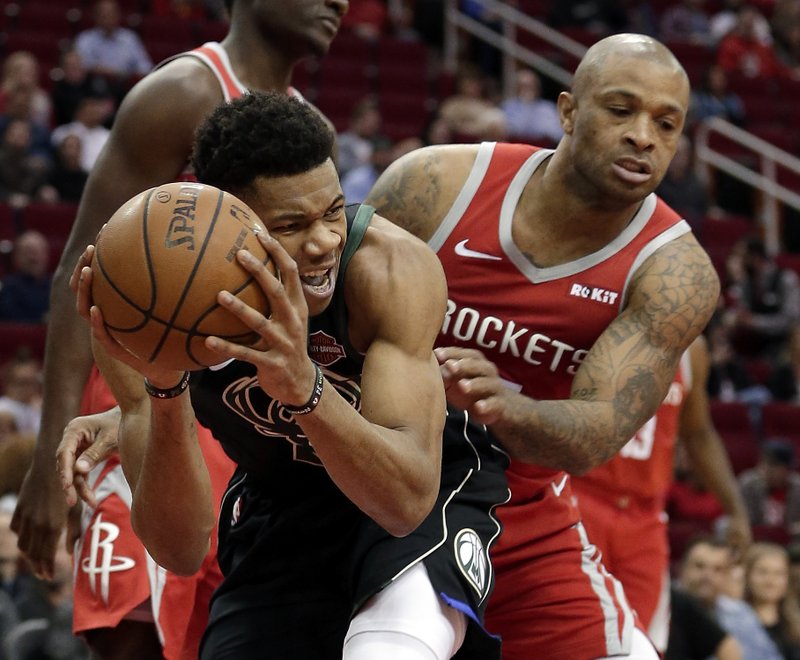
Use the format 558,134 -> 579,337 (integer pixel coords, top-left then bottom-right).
761,402 -> 800,446
0,322 -> 47,364
709,400 -> 760,474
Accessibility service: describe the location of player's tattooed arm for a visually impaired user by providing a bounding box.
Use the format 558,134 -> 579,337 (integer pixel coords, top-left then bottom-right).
487,234 -> 720,473
366,145 -> 470,242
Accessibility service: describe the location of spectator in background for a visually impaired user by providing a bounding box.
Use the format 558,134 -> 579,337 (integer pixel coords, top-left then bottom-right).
0,120 -> 52,207
742,542 -> 800,660
0,85 -> 54,160
665,585 -> 743,660
659,0 -> 713,45
768,324 -> 800,403
341,134 -> 395,203
773,18 -> 800,79
0,231 -> 51,325
739,439 -> 800,541
499,68 -> 563,146
0,52 -> 52,131
710,0 -> 772,45
717,4 -> 785,78
688,64 -> 746,129
421,114 -> 454,146
50,92 -> 113,173
336,97 -> 385,179
46,134 -> 89,204
723,236 -> 800,359
656,133 -> 709,231
678,535 -> 784,659
437,66 -> 506,141
74,0 -> 153,94
705,322 -> 768,403
0,354 -> 42,437
50,48 -> 114,129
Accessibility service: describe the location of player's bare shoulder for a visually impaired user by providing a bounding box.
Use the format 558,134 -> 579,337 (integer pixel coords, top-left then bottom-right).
365,144 -> 480,242
345,213 -> 447,350
116,54 -> 225,131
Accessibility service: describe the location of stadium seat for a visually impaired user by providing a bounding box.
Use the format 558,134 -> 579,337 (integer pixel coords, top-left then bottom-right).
0,323 -> 47,364
761,402 -> 800,447
709,400 -> 760,474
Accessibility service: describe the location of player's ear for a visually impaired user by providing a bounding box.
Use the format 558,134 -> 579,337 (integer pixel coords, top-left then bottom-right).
557,92 -> 576,135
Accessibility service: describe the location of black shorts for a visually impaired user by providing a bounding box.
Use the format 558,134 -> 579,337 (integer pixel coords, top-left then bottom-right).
201,408 -> 509,659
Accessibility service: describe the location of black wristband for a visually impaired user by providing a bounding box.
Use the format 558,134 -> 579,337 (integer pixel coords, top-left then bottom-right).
282,365 -> 324,415
144,371 -> 191,399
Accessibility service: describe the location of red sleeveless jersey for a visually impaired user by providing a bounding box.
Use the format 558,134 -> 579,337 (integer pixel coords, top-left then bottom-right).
431,141 -> 691,544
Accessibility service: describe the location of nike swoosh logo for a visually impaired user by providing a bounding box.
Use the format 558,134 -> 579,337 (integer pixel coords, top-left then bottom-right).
551,474 -> 569,497
454,239 -> 502,261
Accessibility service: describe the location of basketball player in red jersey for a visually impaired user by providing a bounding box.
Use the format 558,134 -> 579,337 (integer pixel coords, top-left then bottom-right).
366,34 -> 720,659
11,1 -> 349,658
571,335 -> 751,653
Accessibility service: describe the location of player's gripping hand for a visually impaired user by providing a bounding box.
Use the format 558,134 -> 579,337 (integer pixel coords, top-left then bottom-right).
206,232 -> 318,408
57,408 -> 121,509
434,346 -> 512,425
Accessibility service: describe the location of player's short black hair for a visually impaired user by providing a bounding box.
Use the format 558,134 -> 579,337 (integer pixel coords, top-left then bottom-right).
192,91 -> 334,193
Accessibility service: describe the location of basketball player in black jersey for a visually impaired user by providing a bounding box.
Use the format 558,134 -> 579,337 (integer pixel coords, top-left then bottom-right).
14,2 -> 347,657
69,92 -> 509,659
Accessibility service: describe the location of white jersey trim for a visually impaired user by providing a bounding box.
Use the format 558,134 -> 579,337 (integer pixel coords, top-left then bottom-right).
428,142 -> 496,253
184,42 -> 248,101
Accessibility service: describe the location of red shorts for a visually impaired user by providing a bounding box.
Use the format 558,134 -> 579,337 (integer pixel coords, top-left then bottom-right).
486,467 -> 639,660
73,367 -> 234,660
575,489 -> 670,651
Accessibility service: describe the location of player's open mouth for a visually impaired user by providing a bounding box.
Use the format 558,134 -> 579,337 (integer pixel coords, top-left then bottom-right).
300,268 -> 334,296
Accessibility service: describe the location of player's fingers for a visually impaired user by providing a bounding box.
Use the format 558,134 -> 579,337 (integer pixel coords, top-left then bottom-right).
74,266 -> 94,320
20,528 -> 58,580
69,245 -> 95,294
254,235 -> 307,312
471,396 -> 504,425
74,474 -> 97,509
434,346 -> 486,364
56,436 -> 79,496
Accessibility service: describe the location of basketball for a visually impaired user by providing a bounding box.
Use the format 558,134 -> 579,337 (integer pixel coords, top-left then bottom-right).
91,181 -> 274,371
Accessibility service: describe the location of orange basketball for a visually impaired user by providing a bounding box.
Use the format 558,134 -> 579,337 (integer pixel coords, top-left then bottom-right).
91,181 -> 273,371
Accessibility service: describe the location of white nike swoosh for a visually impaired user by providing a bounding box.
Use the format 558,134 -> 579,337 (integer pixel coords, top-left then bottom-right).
454,239 -> 502,261
551,474 -> 569,497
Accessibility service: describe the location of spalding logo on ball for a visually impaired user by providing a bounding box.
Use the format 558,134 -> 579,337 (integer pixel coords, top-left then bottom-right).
91,181 -> 275,371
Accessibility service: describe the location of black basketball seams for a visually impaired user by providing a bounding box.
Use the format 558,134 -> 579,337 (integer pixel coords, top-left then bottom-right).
149,188 -> 225,363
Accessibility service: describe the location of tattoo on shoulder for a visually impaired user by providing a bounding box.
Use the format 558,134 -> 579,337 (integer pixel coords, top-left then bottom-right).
366,151 -> 441,239
624,238 -> 719,348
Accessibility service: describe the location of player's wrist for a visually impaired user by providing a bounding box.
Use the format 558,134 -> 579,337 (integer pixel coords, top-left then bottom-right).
282,364 -> 324,415
144,371 -> 191,399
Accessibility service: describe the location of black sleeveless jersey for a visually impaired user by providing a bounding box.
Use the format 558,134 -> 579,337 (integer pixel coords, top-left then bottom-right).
189,203 -> 373,489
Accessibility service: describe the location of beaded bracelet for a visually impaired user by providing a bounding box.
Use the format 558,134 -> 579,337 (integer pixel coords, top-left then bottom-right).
144,371 -> 191,399
283,365 -> 324,415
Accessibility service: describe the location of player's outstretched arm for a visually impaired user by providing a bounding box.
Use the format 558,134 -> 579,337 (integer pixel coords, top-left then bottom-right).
439,234 -> 720,474
11,59 -> 228,578
679,335 -> 752,558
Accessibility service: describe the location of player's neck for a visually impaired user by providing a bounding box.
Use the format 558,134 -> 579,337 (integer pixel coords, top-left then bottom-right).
219,34 -> 295,93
